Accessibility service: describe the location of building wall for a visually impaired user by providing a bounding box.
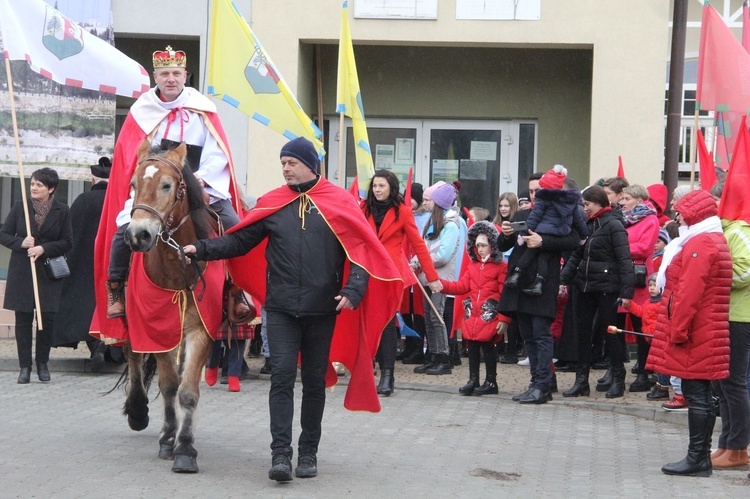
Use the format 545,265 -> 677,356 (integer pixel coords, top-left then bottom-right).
110,0 -> 670,195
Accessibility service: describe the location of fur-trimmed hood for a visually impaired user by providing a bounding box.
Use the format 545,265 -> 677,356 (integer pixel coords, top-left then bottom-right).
466,221 -> 502,263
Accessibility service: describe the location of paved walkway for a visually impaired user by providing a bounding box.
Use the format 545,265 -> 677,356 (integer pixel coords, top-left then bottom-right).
1,339 -> 749,497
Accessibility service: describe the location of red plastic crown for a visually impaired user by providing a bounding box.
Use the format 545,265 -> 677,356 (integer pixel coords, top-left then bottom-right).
152,45 -> 186,68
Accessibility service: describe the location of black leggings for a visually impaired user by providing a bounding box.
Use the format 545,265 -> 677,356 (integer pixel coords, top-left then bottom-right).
467,340 -> 497,379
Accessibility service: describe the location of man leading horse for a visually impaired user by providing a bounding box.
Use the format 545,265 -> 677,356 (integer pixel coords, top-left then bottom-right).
93,45 -> 248,344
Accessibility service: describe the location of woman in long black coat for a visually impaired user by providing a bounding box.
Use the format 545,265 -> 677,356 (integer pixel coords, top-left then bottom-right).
0,168 -> 72,384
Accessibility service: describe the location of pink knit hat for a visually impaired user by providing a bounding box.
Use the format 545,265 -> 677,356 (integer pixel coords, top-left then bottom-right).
539,164 -> 567,190
423,181 -> 446,201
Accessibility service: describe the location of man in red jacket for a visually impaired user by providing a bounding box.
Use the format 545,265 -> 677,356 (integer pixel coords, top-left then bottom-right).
647,190 -> 732,477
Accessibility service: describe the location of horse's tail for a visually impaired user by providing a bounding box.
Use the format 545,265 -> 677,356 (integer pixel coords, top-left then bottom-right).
104,353 -> 158,395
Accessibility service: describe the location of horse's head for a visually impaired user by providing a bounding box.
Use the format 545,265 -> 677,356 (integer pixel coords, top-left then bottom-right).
126,140 -> 190,252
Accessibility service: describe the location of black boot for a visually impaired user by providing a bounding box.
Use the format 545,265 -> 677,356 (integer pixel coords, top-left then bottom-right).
549,374 -> 558,393
629,372 -> 652,392
425,354 -> 452,375
605,365 -> 626,398
37,362 -> 51,382
505,269 -> 522,288
661,410 -> 714,477
522,274 -> 545,296
474,375 -> 498,396
402,350 -> 425,365
450,343 -> 462,366
17,367 -> 31,384
563,364 -> 591,397
459,372 -> 480,395
377,368 -> 394,397
413,353 -> 436,374
596,368 -> 612,392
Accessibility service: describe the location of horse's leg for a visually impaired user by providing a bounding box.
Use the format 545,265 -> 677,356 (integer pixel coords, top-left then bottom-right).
122,344 -> 149,431
172,311 -> 213,473
154,352 -> 179,460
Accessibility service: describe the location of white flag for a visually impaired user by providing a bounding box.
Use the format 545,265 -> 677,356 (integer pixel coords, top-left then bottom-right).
0,0 -> 150,97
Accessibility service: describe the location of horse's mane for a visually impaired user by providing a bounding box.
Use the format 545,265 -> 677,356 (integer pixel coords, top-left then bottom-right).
147,144 -> 216,240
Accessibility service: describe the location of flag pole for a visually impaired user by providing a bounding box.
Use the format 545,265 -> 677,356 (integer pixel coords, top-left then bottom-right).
411,270 -> 445,326
689,109 -> 699,189
4,58 -> 45,330
338,112 -> 345,187
315,45 -> 326,177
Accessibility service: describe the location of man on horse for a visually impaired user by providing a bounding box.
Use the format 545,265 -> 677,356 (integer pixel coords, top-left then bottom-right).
183,137 -> 403,482
93,45 -> 248,342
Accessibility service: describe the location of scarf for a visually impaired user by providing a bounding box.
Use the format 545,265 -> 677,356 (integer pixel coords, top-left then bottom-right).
370,199 -> 393,231
655,215 -> 723,290
589,205 -> 612,220
621,203 -> 657,227
32,196 -> 53,229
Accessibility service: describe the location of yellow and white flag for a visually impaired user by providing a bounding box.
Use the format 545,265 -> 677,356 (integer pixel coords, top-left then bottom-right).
336,1 -> 374,194
207,0 -> 324,158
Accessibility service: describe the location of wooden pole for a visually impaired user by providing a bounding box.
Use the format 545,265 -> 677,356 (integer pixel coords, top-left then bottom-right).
338,112 -> 345,187
315,45 -> 326,177
689,110 -> 699,189
411,271 -> 445,326
4,58 -> 44,330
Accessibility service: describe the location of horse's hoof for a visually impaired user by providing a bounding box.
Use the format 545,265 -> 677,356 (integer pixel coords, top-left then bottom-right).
127,415 -> 149,432
158,444 -> 174,460
172,455 -> 199,473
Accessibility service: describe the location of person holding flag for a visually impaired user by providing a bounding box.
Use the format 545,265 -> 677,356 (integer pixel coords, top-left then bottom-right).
361,169 -> 442,397
94,46 -> 248,339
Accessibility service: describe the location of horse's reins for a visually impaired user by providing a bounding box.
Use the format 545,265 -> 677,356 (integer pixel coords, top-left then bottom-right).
130,155 -> 207,297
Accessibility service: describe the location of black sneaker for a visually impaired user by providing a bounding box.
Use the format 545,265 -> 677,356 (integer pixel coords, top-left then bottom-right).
268,454 -> 293,482
259,358 -> 271,375
295,453 -> 318,478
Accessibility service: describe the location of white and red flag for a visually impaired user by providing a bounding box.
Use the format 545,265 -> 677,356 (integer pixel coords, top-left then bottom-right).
0,0 -> 149,97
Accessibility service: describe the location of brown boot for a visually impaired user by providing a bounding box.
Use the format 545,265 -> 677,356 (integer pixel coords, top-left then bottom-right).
106,280 -> 126,318
227,284 -> 254,325
711,448 -> 750,469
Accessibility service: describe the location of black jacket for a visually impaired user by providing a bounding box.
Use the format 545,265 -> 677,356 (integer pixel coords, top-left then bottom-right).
498,208 -> 581,319
560,207 -> 634,298
193,178 -> 369,317
0,198 -> 73,312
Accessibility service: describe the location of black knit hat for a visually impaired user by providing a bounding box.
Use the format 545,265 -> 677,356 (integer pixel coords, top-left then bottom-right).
280,137 -> 319,173
411,183 -> 424,205
90,157 -> 111,179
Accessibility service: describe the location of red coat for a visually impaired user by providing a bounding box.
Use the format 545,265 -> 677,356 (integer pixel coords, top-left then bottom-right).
441,258 -> 511,343
362,202 -> 439,285
646,191 -> 732,380
625,297 -> 660,343
623,212 -> 660,307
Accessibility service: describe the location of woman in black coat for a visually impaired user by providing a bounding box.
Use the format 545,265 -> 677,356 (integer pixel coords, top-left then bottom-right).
559,185 -> 634,399
0,168 -> 72,384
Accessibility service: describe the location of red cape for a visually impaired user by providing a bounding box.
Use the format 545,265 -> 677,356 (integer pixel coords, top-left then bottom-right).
225,177 -> 403,412
91,109 -> 244,344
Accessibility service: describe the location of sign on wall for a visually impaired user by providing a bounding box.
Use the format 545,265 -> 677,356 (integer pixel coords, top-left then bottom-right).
354,0 -> 438,20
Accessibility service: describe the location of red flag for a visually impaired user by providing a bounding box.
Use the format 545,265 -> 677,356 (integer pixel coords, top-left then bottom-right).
617,156 -> 625,178
718,116 -> 750,224
697,3 -> 750,114
743,1 -> 750,53
696,128 -> 717,190
348,176 -> 359,200
404,168 -> 413,208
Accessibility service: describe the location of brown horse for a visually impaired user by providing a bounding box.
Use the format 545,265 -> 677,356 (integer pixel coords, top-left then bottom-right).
121,139 -> 221,473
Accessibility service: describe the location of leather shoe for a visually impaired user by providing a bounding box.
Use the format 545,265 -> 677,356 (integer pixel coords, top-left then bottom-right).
512,385 -> 534,402
518,387 -> 552,404
37,362 -> 51,382
17,367 -> 31,384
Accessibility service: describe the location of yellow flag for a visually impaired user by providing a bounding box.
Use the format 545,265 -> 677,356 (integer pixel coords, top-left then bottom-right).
208,0 -> 324,157
336,1 -> 374,194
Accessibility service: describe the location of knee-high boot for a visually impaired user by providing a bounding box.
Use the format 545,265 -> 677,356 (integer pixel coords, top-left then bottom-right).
661,410 -> 714,477
563,364 -> 590,397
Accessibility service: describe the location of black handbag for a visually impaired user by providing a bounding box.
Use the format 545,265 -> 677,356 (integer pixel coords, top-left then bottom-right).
633,261 -> 647,288
44,255 -> 70,280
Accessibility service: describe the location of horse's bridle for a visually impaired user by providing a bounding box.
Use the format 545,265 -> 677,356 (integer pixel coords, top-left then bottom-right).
130,154 -> 206,296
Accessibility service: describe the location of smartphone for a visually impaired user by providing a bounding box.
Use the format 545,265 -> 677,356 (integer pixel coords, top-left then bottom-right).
508,221 -> 528,232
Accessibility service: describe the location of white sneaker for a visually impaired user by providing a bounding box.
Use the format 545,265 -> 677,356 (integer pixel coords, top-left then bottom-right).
333,362 -> 346,376
517,357 -> 530,366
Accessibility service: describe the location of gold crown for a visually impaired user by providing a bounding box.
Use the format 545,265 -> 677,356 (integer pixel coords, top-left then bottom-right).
152,45 -> 187,68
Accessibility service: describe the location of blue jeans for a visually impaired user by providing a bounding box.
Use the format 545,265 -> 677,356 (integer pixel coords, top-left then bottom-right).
712,321 -> 750,449
260,307 -> 269,358
516,312 -> 554,391
266,310 -> 336,457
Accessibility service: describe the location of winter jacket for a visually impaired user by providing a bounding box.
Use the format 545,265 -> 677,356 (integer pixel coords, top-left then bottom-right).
722,219 -> 750,323
440,222 -> 511,342
414,209 -> 462,284
526,188 -> 590,238
623,208 -> 660,306
625,298 -> 660,340
560,207 -> 634,298
498,209 -> 581,319
363,202 -> 439,285
646,191 -> 732,380
0,198 -> 73,312
194,177 -> 369,317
